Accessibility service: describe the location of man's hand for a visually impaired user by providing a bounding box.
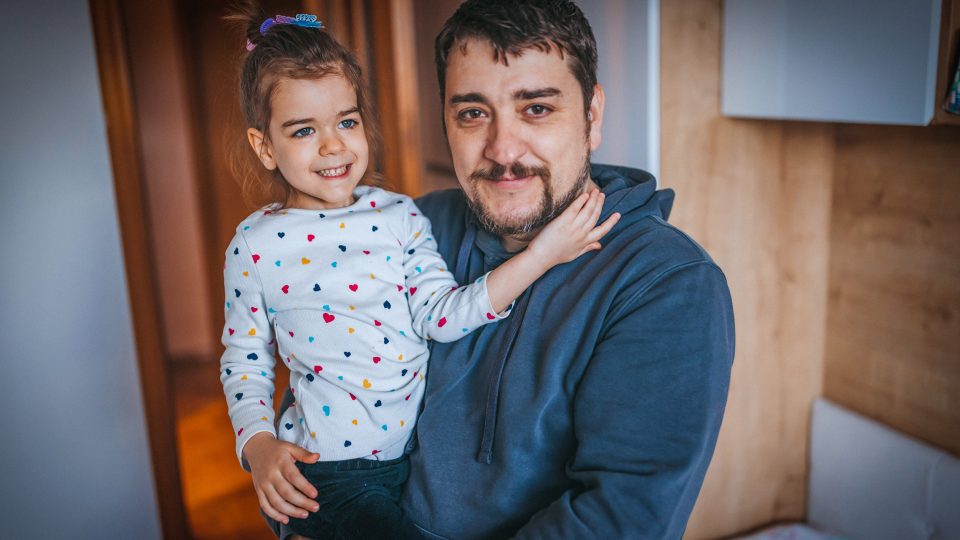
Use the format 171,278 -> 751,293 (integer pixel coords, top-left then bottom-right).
242,432 -> 321,524
528,189 -> 620,267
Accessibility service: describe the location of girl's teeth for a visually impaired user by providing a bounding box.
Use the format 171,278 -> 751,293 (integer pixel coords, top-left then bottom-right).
319,165 -> 348,177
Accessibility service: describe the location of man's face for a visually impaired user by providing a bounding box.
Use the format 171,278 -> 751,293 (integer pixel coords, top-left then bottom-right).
443,38 -> 604,237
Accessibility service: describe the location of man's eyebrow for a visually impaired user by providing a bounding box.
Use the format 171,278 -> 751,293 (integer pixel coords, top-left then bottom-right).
449,93 -> 489,106
513,87 -> 562,100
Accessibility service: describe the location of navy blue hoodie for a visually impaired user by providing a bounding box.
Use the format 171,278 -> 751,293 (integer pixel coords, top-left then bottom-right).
402,164 -> 735,539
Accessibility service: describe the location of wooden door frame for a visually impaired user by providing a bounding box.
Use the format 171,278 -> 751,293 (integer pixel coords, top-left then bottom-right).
88,0 -> 189,537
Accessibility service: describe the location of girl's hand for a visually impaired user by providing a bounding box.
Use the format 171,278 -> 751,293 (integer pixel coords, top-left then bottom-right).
242,432 -> 321,524
528,189 -> 620,267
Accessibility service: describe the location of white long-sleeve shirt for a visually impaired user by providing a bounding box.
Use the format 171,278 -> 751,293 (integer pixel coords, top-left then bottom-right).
221,186 -> 508,463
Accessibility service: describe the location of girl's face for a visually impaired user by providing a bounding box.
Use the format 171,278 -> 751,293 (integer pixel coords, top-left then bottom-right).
247,75 -> 369,210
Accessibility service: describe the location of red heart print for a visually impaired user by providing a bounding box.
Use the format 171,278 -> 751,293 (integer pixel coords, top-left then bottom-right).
289,331 -> 294,337
228,328 -> 235,335
363,250 -> 370,255
348,284 -> 358,292
438,317 -> 447,327
374,320 -> 382,327
251,307 -> 258,313
307,234 -> 315,242
281,285 -> 290,294
323,313 -> 335,323
486,312 -> 495,320
252,254 -> 260,263
349,393 -> 357,400
373,356 -> 381,364
370,201 -> 376,207
397,285 -> 404,292
314,365 -> 323,373
409,287 -> 417,295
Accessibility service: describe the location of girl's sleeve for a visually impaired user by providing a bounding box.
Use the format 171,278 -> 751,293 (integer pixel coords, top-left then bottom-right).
402,200 -> 512,343
220,230 -> 278,466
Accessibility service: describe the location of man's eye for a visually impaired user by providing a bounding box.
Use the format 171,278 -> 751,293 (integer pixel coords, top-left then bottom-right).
293,127 -> 315,138
525,104 -> 550,116
458,108 -> 486,120
339,119 -> 359,129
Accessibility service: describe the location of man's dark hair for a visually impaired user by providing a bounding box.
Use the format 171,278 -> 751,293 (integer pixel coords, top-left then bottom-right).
435,0 -> 599,116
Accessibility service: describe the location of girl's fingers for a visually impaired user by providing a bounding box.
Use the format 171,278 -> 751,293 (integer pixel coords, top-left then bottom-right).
257,488 -> 289,524
588,212 -> 620,241
582,242 -> 602,255
586,192 -> 604,224
571,190 -> 599,228
287,468 -> 320,503
563,191 -> 591,221
265,484 -> 308,520
277,480 -> 318,514
280,466 -> 320,512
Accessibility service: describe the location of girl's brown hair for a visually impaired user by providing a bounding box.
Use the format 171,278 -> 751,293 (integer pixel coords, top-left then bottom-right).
227,3 -> 381,208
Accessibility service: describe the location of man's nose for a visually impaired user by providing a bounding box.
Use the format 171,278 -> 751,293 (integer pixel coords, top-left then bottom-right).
483,117 -> 527,165
319,129 -> 346,155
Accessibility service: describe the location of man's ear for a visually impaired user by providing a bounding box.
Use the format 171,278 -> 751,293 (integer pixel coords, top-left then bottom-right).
247,127 -> 277,170
587,83 -> 605,151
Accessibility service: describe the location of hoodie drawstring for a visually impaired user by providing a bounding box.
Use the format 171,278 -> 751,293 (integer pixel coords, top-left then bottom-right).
476,290 -> 529,464
454,223 -> 476,283
453,220 -> 530,465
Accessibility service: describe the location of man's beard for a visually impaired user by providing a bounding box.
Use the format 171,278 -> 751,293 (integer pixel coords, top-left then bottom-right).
464,152 -> 591,237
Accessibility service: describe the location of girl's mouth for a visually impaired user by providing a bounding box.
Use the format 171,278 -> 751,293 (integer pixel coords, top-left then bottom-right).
317,164 -> 351,178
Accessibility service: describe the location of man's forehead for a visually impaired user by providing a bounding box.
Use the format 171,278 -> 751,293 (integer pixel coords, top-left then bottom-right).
446,38 -> 576,94
452,37 -> 565,64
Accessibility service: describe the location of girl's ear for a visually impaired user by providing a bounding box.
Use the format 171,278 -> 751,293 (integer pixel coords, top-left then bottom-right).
247,127 -> 277,170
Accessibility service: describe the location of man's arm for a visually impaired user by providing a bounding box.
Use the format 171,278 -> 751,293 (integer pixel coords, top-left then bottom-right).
514,261 -> 735,539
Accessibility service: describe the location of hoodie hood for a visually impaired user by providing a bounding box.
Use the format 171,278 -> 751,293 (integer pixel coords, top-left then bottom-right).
451,163 -> 671,464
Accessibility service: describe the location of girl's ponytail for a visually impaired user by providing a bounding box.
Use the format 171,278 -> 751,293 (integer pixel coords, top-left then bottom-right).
225,1 -> 268,50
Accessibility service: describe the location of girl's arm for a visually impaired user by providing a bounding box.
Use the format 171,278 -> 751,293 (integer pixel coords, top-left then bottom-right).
221,230 -> 319,525
485,190 -> 618,313
402,190 -> 619,342
220,231 -> 280,460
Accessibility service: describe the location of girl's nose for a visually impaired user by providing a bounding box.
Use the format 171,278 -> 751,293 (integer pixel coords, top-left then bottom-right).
319,130 -> 346,155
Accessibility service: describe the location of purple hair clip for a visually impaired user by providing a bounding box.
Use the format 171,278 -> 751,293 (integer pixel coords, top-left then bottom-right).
247,13 -> 324,51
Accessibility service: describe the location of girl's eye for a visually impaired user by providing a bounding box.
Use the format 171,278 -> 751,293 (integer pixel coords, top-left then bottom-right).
525,104 -> 550,116
339,118 -> 359,129
458,108 -> 486,121
293,127 -> 315,138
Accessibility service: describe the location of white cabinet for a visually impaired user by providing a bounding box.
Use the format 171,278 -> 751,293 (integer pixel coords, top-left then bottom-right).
722,0 -> 944,125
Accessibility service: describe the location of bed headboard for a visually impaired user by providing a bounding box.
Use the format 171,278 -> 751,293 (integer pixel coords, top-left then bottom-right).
808,398 -> 960,540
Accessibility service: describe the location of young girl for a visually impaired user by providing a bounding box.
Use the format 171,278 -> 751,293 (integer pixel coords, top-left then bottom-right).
221,8 -> 619,539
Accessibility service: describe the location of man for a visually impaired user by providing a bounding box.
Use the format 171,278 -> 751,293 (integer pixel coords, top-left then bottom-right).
401,1 -> 735,538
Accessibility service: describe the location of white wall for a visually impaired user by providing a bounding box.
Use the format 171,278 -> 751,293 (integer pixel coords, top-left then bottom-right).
0,0 -> 162,538
579,0 -> 660,179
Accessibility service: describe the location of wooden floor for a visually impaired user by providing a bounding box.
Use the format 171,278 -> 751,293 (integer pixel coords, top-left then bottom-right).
173,358 -> 289,540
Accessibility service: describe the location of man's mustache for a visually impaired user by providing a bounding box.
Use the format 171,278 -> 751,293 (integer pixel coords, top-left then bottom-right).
469,162 -> 551,183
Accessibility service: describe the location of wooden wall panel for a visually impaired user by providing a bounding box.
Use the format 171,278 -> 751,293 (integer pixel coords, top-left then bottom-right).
824,124 -> 960,456
661,2 -> 833,536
